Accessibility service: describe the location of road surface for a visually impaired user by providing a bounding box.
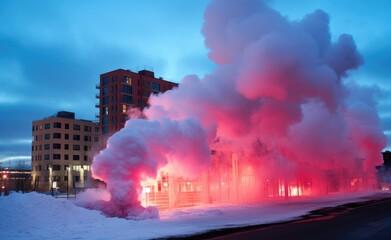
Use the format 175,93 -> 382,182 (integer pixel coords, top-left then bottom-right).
168,197 -> 391,240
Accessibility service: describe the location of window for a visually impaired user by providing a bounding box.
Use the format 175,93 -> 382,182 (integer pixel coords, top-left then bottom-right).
53,165 -> 61,171
65,134 -> 69,140
73,135 -> 80,141
84,126 -> 91,132
102,126 -> 108,135
53,133 -> 61,139
65,123 -> 69,129
44,134 -> 50,140
32,146 -> 34,151
102,77 -> 109,86
73,145 -> 80,151
73,124 -> 80,131
73,155 -> 80,161
102,106 -> 109,115
94,137 -> 99,142
84,136 -> 91,142
53,154 -> 61,160
102,96 -> 109,105
53,143 -> 61,149
64,176 -> 68,181
64,165 -> 69,171
74,175 -> 80,182
64,144 -> 69,150
151,82 -> 161,91
39,145 -> 42,150
44,144 -> 50,150
95,127 -> 99,133
123,76 -> 131,84
122,104 -> 128,113
84,145 -> 89,151
84,155 -> 88,161
44,123 -> 50,129
53,122 -> 62,128
122,85 -> 132,94
123,95 -> 132,104
103,116 -> 109,125
103,86 -> 109,95
44,154 -> 50,160
64,154 -> 69,160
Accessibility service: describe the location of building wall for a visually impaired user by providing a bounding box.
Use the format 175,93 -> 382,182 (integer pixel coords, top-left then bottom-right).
96,69 -> 178,141
31,112 -> 99,193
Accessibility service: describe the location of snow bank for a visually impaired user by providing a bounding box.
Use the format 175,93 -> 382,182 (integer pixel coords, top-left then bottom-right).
1,191 -> 390,240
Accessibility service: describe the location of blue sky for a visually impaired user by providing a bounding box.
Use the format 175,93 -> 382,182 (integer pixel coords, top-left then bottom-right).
1,0 -> 390,167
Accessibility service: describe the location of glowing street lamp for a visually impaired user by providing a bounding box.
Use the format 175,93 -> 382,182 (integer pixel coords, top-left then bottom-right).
48,165 -> 53,196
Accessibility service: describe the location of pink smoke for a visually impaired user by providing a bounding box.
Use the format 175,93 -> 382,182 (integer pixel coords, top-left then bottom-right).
91,0 -> 386,219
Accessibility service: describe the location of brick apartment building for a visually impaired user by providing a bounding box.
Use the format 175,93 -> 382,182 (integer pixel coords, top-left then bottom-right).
96,69 -> 178,141
31,111 -> 99,193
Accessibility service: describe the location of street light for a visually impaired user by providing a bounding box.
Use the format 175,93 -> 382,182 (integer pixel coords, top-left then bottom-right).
48,165 -> 53,196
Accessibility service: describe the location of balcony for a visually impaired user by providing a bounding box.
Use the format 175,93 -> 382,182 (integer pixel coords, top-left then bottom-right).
95,93 -> 100,98
95,84 -> 100,89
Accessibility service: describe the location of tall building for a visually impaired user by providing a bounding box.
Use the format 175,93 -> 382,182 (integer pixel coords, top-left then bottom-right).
31,111 -> 99,193
96,69 -> 178,139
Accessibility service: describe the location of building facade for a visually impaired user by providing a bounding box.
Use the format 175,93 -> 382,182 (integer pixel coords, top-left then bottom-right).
96,69 -> 178,139
31,111 -> 99,193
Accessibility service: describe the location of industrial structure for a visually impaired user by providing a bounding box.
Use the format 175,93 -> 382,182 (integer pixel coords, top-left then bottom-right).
140,151 -> 368,210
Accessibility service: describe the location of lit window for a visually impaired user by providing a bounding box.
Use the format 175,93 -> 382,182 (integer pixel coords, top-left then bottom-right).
122,105 -> 127,113
123,76 -> 132,85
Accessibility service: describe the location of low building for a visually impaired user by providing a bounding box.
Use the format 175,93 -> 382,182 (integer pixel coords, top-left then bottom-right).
376,150 -> 391,190
0,168 -> 31,196
31,111 -> 99,193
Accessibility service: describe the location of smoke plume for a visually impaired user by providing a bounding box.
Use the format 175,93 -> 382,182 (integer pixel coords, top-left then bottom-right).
91,0 -> 386,219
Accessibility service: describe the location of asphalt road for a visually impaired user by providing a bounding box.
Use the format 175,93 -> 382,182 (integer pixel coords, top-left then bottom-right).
168,197 -> 391,240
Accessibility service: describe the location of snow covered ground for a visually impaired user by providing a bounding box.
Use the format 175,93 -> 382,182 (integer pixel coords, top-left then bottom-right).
1,190 -> 390,240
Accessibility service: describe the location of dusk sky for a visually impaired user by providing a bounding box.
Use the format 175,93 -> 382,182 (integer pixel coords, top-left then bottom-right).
1,0 -> 391,167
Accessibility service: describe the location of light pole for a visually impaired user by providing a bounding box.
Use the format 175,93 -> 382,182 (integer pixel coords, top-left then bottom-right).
66,166 -> 70,199
48,165 -> 53,196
